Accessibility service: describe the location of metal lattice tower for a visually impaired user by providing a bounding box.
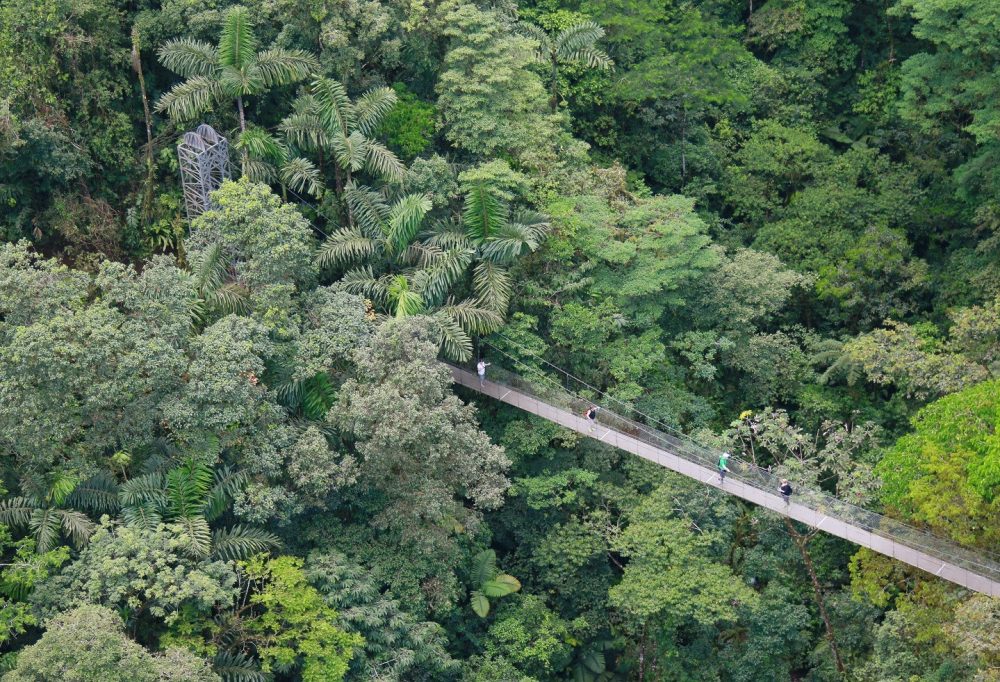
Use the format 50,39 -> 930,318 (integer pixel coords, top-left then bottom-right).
177,124 -> 231,220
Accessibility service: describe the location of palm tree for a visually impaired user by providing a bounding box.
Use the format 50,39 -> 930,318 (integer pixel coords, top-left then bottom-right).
280,78 -> 405,197
118,458 -> 280,561
317,182 -> 548,359
0,471 -> 117,553
155,6 -> 318,133
520,21 -> 613,112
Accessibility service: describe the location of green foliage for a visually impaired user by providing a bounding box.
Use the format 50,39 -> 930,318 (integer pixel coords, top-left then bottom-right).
3,605 -> 219,682
378,83 -> 436,160
877,380 -> 1000,547
155,5 -> 318,128
467,549 -> 521,617
241,555 -> 362,682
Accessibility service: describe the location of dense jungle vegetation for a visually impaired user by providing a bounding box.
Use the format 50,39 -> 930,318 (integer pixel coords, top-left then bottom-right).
1,0 -> 999,679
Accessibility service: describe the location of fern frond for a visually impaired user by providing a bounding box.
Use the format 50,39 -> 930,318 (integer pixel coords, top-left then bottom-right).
121,502 -> 163,531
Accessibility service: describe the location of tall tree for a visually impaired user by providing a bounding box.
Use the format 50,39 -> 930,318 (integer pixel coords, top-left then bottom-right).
155,5 -> 318,133
520,20 -> 613,112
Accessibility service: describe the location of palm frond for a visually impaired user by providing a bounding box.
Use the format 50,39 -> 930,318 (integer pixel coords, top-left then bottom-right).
341,266 -> 390,306
463,184 -> 507,243
562,47 -> 613,69
554,21 -> 606,55
205,467 -> 248,522
218,6 -> 257,70
206,282 -> 251,317
364,141 -> 404,183
154,76 -> 224,121
166,459 -> 214,520
0,497 -> 33,528
191,242 -> 228,294
57,510 -> 95,549
439,298 -> 504,335
480,212 -> 549,264
279,157 -> 323,197
344,181 -> 390,237
67,472 -> 120,513
414,247 -> 474,306
316,228 -> 378,269
473,261 -> 513,313
302,373 -> 336,421
211,651 -> 266,682
211,525 -> 281,561
518,23 -> 552,60
432,312 -> 473,362
157,39 -> 218,78
386,194 -> 432,255
219,63 -> 264,97
355,86 -> 398,136
312,77 -> 356,138
254,48 -> 318,86
237,127 -> 287,165
175,516 -> 213,559
279,111 -> 328,151
121,502 -> 163,531
30,508 -> 62,554
388,275 -> 424,318
119,473 -> 167,509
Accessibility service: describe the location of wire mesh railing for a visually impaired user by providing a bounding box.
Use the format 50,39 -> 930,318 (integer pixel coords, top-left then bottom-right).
456,347 -> 1000,584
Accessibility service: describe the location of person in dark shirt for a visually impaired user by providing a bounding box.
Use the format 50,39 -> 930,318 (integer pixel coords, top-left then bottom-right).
779,479 -> 793,504
584,405 -> 599,431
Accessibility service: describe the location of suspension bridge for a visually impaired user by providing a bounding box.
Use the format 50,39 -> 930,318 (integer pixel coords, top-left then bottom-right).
449,344 -> 1000,597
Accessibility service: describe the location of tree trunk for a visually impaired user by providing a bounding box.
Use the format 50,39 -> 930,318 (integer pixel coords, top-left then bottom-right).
549,56 -> 560,113
784,519 -> 846,674
237,95 -> 248,175
131,27 -> 155,225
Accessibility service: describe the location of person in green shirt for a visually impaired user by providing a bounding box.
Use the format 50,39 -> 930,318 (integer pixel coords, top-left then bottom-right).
718,452 -> 730,483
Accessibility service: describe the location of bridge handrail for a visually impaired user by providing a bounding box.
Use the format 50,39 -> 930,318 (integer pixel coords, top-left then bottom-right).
460,348 -> 1000,582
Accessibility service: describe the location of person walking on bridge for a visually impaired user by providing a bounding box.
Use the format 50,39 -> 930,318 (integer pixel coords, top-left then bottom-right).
718,452 -> 731,484
779,479 -> 793,504
476,359 -> 490,387
584,405 -> 600,432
